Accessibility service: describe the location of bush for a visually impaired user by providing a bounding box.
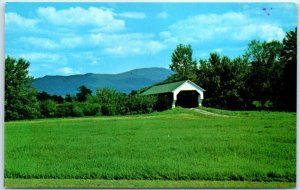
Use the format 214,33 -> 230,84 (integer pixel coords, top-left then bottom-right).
36,88 -> 158,118
124,94 -> 157,114
100,105 -> 113,116
56,102 -> 73,117
133,95 -> 157,114
72,104 -> 84,117
82,102 -> 101,116
96,88 -> 158,115
40,100 -> 57,118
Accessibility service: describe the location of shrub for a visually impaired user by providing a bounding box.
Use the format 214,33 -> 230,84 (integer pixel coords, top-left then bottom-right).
96,88 -> 158,115
82,102 -> 101,116
56,102 -> 73,117
72,104 -> 84,117
100,105 -> 116,116
40,100 -> 57,118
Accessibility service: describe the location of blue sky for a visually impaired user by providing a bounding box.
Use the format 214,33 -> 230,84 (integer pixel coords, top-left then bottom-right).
5,2 -> 297,78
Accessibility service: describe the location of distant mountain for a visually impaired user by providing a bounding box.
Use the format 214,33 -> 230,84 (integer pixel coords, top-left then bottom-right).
33,67 -> 173,96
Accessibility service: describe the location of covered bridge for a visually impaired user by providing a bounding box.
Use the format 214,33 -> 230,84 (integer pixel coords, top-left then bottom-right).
141,80 -> 205,109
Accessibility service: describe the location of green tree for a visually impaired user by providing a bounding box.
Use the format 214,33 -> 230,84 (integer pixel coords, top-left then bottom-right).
76,85 -> 92,102
169,44 -> 197,81
5,56 -> 40,120
126,94 -> 158,114
56,102 -> 73,117
279,28 -> 297,111
197,53 -> 250,109
40,99 -> 57,118
51,95 -> 64,103
96,88 -> 119,115
65,94 -> 73,102
37,91 -> 52,102
244,40 -> 283,108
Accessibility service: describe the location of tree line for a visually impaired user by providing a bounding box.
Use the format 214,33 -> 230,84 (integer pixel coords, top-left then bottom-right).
167,28 -> 296,111
5,57 -> 157,121
37,87 -> 157,119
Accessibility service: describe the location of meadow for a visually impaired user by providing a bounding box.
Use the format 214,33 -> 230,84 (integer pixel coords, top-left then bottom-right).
4,108 -> 296,188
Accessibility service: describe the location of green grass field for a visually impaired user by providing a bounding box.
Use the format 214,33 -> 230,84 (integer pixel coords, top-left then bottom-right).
5,108 -> 296,188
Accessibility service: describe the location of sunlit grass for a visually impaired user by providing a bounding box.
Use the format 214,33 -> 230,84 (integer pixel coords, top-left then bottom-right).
5,108 -> 296,184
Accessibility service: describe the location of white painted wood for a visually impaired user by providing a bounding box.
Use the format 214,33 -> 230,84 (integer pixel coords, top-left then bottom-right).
172,92 -> 177,108
170,80 -> 205,108
198,94 -> 202,106
172,80 -> 204,102
173,92 -> 177,100
172,100 -> 176,108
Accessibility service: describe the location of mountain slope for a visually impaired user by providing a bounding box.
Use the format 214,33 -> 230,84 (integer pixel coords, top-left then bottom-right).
33,67 -> 173,95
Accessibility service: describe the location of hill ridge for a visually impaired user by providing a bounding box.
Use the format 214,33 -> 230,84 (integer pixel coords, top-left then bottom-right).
33,67 -> 173,96
37,67 -> 169,79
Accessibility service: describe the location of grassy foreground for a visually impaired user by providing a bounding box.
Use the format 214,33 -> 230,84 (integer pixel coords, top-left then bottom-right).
5,178 -> 296,188
5,108 -> 296,188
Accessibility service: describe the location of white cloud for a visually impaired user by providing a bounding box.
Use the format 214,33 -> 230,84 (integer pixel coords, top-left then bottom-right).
91,60 -> 98,65
214,48 -> 223,53
157,11 -> 168,19
5,12 -> 39,29
70,51 -> 101,66
90,33 -> 105,44
145,41 -> 166,54
17,31 -> 165,56
37,6 -> 125,32
56,67 -> 79,75
19,36 -> 84,50
60,37 -> 83,48
89,33 -> 165,56
118,12 -> 146,19
105,40 -> 165,55
159,31 -> 172,38
200,52 -> 208,58
17,52 -> 63,63
166,12 -> 247,43
90,33 -> 153,45
233,23 -> 285,42
172,12 -> 246,30
159,31 -> 177,43
20,37 -> 59,49
161,12 -> 286,45
260,24 -> 285,41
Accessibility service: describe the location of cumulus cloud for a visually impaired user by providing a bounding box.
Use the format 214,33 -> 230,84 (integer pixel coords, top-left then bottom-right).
89,33 -> 166,56
200,52 -> 208,58
159,31 -> 177,43
159,31 -> 172,38
157,11 -> 168,19
37,6 -> 125,32
20,37 -> 59,49
90,33 -> 153,45
90,33 -> 105,44
233,23 -> 285,42
70,51 -> 101,66
214,48 -> 223,53
5,12 -> 39,30
118,12 -> 146,19
17,52 -> 63,62
56,67 -> 80,75
17,32 -> 165,56
19,36 -> 84,50
60,37 -> 83,48
105,40 -> 165,55
161,12 -> 286,45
